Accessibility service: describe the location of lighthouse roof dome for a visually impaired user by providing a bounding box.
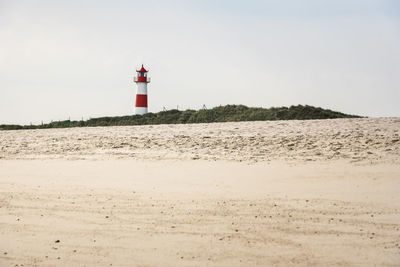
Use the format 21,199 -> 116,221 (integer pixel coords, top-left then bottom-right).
137,64 -> 148,73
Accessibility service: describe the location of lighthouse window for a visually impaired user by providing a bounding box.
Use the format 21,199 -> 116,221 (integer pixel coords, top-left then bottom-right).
140,72 -> 145,77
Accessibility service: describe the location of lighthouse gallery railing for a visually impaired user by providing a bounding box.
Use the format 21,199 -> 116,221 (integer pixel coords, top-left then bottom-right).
134,77 -> 151,82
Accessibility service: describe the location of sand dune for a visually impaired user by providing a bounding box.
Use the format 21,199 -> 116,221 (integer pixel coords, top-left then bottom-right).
1,118 -> 399,163
0,118 -> 399,266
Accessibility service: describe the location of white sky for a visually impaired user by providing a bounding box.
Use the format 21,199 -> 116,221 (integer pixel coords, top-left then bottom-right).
1,0 -> 399,124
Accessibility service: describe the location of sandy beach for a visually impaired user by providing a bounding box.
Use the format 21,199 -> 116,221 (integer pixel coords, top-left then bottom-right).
1,118 -> 399,266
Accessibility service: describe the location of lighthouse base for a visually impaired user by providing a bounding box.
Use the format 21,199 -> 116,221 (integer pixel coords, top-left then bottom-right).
135,107 -> 148,115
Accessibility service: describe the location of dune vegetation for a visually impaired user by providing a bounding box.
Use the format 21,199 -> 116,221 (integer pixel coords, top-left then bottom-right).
0,104 -> 360,130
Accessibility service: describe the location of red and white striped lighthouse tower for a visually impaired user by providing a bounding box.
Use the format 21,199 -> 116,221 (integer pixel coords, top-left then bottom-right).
133,64 -> 150,115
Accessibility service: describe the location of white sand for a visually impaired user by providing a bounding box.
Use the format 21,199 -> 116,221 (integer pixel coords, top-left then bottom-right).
0,118 -> 399,266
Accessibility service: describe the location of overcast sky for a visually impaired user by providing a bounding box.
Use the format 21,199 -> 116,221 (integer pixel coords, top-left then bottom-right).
1,0 -> 399,124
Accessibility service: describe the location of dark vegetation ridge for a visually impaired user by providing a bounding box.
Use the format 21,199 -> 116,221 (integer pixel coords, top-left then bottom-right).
0,105 -> 360,130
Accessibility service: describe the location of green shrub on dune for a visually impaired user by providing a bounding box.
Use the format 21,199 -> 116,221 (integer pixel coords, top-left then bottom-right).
0,105 -> 360,130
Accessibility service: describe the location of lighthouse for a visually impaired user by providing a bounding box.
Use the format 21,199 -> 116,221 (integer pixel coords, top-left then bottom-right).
133,64 -> 150,115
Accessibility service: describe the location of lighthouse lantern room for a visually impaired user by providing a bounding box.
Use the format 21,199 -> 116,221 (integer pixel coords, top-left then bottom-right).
133,65 -> 150,115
